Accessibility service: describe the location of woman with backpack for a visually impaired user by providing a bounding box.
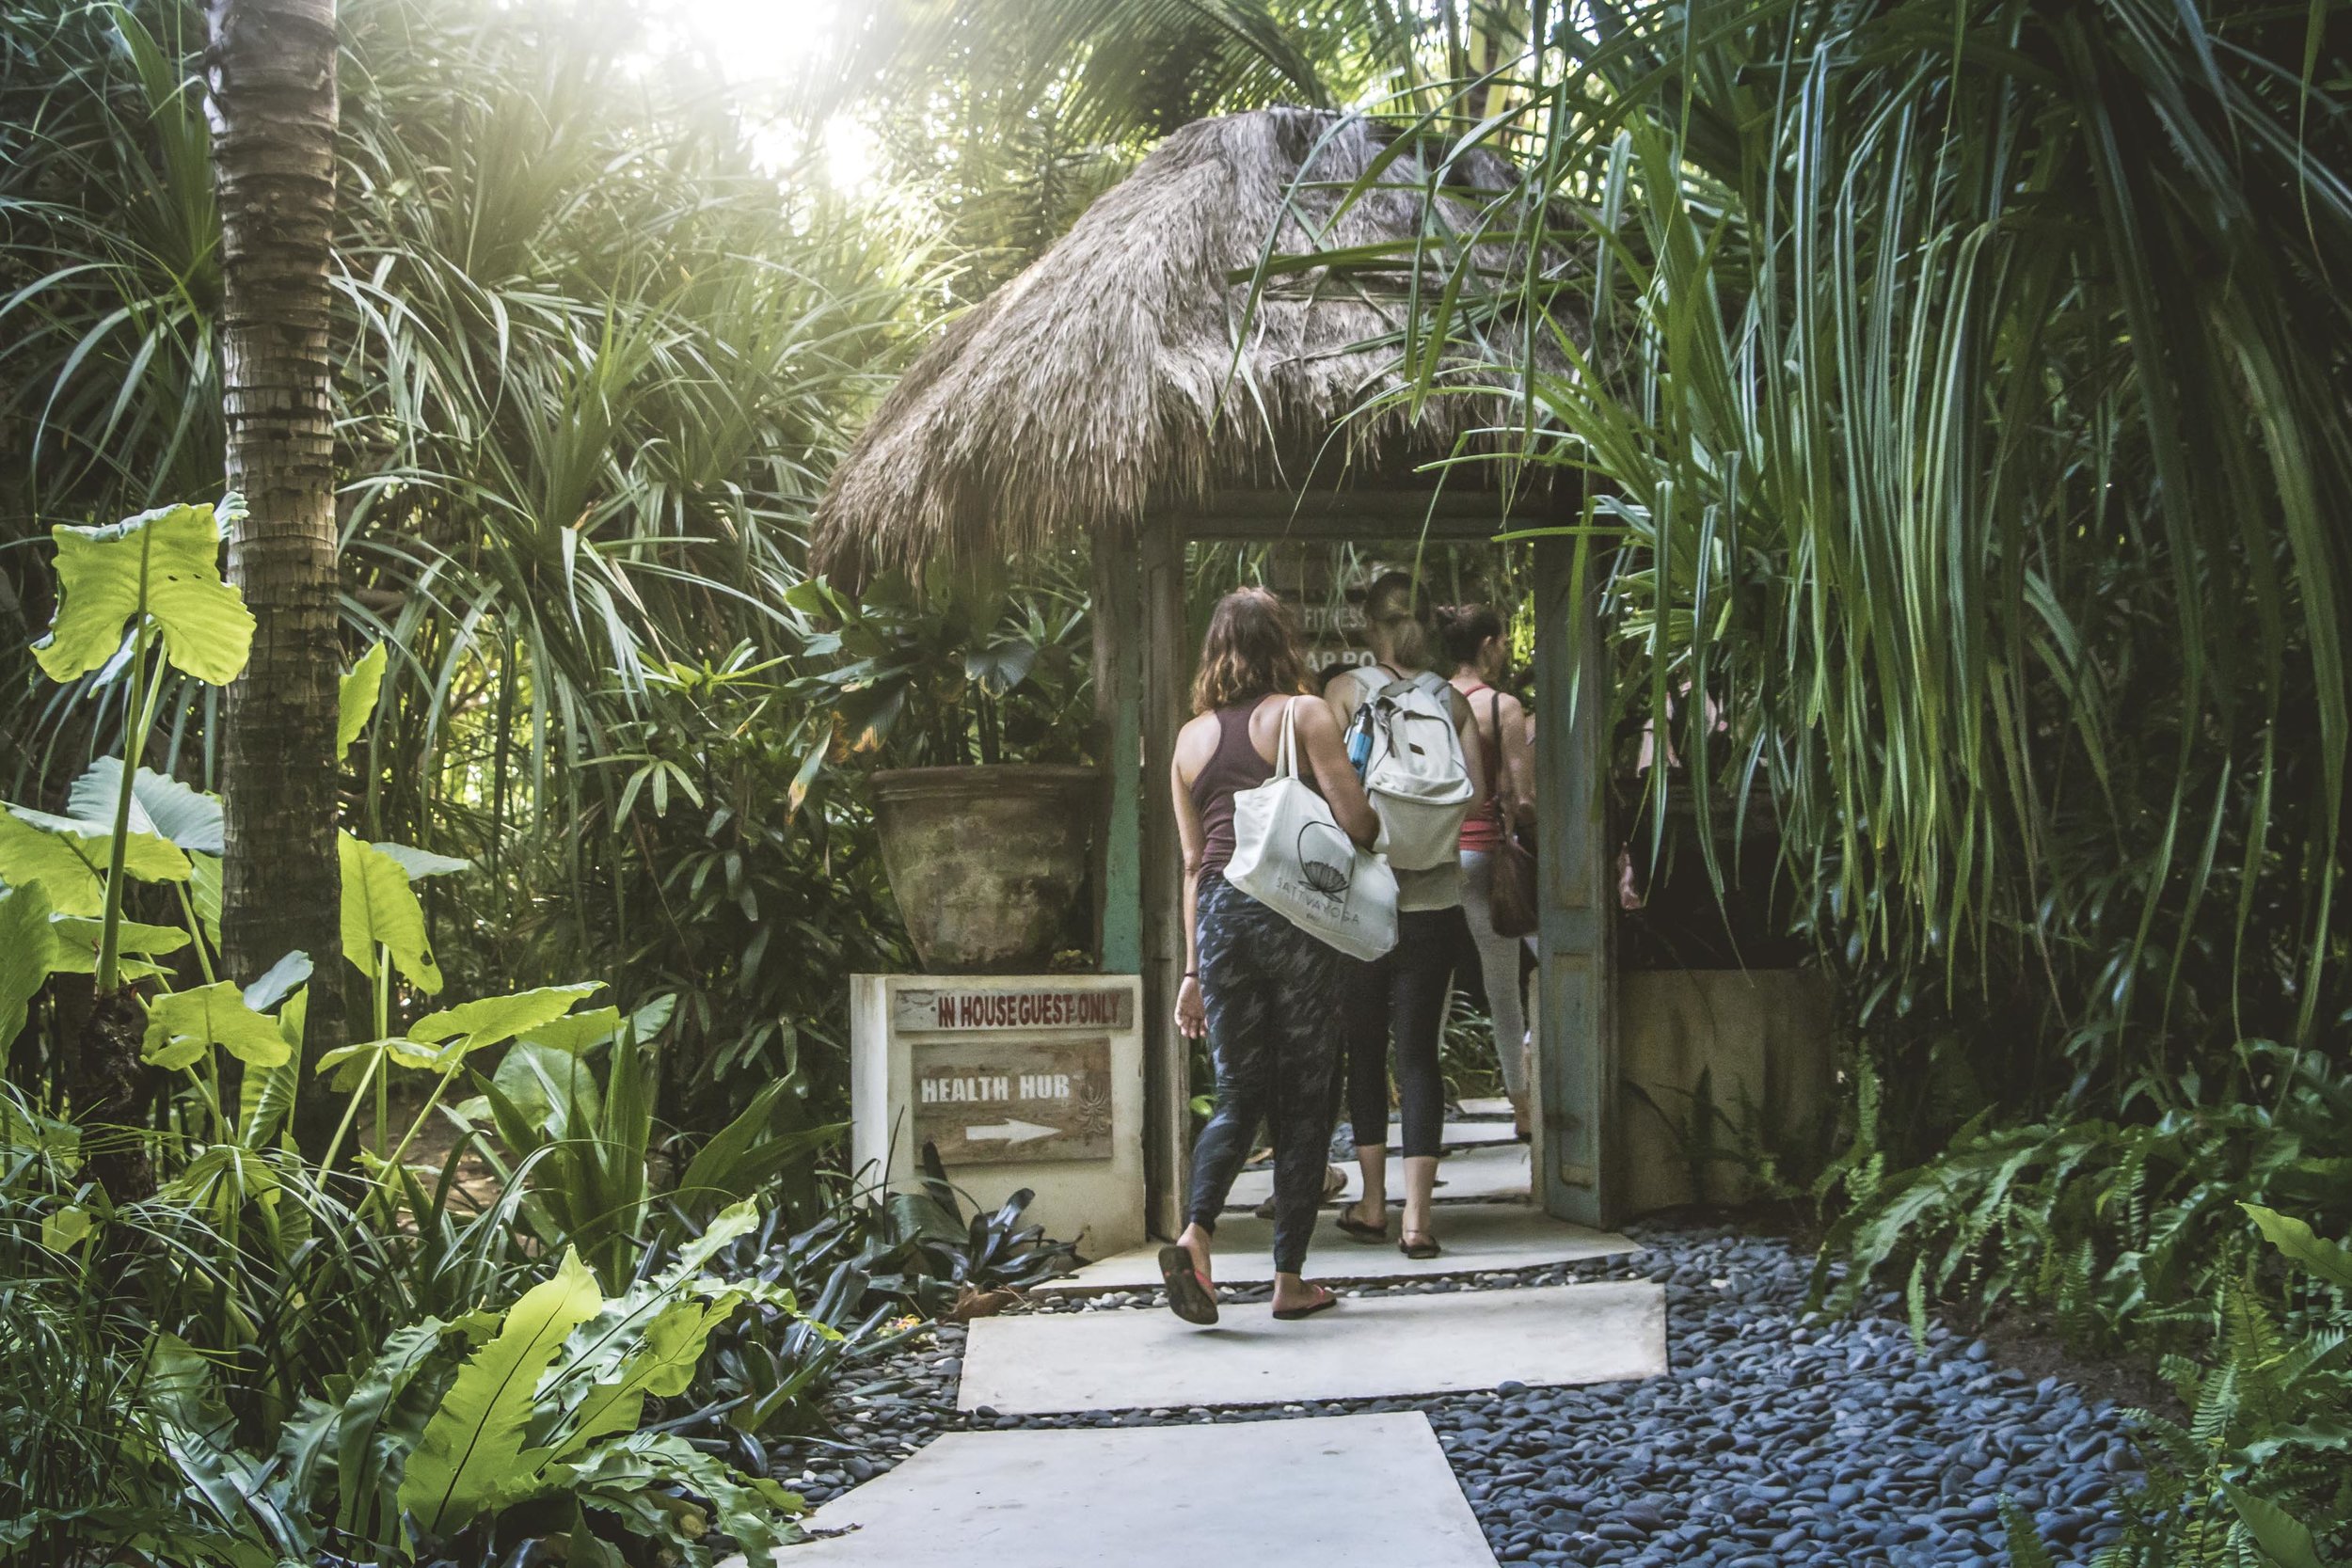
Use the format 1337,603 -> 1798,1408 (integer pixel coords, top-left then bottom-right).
1163,588 -> 1380,1324
1441,603 -> 1537,1138
1324,572 -> 1486,1259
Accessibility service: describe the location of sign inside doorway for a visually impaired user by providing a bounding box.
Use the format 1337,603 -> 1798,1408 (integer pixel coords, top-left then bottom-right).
1263,547 -> 1379,674
910,1037 -> 1115,1164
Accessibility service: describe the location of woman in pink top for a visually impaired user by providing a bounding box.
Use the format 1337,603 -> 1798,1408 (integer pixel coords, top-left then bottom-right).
1441,604 -> 1535,1136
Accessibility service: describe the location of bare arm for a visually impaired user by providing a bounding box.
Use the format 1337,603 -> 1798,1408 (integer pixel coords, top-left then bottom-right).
1321,666 -> 1360,734
1453,687 -> 1487,821
1294,697 -> 1378,847
1497,690 -> 1534,831
1170,719 -> 1213,1037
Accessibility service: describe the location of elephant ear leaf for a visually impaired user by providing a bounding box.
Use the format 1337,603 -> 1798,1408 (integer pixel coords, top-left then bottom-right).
408,983 -> 602,1057
0,808 -> 189,903
2243,1203 -> 2352,1291
0,884 -> 58,1053
339,832 -> 442,994
67,759 -> 225,854
338,642 -> 389,761
142,982 -> 291,1071
35,499 -> 255,687
399,1248 -> 604,1534
0,815 -> 104,916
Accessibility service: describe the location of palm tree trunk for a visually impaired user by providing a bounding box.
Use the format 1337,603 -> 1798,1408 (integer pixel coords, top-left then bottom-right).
205,0 -> 346,1155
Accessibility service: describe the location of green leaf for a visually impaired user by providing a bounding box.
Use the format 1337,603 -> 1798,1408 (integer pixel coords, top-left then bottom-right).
516,995 -> 672,1056
481,1039 -> 602,1139
338,832 -> 441,994
142,982 -> 293,1071
552,1292 -> 743,1465
2221,1481 -> 2327,1568
2242,1204 -> 2352,1291
240,987 -> 305,1149
242,951 -> 311,1012
338,643 -> 389,761
0,816 -> 103,914
65,759 -> 224,854
372,841 -> 470,879
35,500 -> 255,686
49,914 -> 190,973
399,1247 -> 606,1534
517,1006 -> 624,1054
409,983 -> 602,1054
0,884 -> 58,1053
316,1036 -> 448,1088
5,805 -> 190,884
188,852 -> 221,947
569,1431 -> 804,1558
39,1204 -> 94,1255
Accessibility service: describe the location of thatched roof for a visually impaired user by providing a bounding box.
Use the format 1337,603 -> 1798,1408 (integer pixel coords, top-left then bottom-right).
812,106 -> 1567,583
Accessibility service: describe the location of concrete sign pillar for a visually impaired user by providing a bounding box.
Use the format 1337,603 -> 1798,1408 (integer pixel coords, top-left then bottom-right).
851,974 -> 1148,1259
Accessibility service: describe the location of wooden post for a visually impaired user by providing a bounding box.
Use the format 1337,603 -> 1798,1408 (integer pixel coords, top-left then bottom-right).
1533,533 -> 1618,1227
1090,542 -> 1143,974
1136,518 -> 1190,1239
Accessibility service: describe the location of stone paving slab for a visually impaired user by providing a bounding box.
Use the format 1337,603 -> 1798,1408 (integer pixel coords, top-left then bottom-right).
1397,1118 -> 1520,1148
1224,1141 -> 1531,1212
776,1412 -> 1495,1566
1041,1200 -> 1633,1293
961,1279 -> 1664,1414
1457,1097 -> 1516,1117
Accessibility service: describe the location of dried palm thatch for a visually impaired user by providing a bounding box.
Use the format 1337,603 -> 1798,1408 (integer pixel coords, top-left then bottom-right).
812,106 -> 1574,583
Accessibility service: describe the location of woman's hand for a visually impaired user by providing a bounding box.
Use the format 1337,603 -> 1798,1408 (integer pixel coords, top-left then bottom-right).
1175,974 -> 1206,1039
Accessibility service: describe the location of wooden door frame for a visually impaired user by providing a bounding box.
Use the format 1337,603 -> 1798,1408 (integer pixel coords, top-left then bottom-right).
1092,487 -> 1617,1238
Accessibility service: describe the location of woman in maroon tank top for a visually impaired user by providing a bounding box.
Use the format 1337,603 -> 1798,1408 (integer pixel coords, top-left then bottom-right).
1157,589 -> 1376,1325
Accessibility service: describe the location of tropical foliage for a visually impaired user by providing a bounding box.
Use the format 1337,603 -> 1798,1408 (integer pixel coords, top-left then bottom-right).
1272,0 -> 2351,1557
7,0 -> 2349,1560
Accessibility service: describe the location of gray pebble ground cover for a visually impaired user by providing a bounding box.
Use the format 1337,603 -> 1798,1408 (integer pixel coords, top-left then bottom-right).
770,1221 -> 2141,1565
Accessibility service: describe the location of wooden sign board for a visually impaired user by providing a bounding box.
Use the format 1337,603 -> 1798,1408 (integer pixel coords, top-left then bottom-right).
893,987 -> 1135,1035
912,1037 -> 1115,1165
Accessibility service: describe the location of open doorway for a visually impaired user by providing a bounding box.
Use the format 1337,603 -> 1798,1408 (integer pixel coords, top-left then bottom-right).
1186,539 -> 1541,1151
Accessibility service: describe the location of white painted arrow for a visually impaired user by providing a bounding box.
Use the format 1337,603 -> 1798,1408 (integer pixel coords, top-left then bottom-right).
965,1118 -> 1057,1145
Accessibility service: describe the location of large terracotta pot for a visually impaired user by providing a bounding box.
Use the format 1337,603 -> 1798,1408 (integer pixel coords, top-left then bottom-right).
867,765 -> 1099,974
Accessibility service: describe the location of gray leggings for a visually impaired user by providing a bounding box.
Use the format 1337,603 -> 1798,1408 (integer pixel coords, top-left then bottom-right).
1459,849 -> 1530,1100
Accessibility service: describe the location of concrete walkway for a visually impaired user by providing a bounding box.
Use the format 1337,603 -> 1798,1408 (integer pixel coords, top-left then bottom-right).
780,1097 -> 1670,1564
1041,1201 -> 1636,1291
784,1413 -> 1497,1567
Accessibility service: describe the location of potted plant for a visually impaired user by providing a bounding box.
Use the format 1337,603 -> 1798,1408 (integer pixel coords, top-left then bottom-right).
786,567 -> 1096,974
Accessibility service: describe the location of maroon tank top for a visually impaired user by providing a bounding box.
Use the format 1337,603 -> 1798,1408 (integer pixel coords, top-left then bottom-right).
1190,697 -> 1281,879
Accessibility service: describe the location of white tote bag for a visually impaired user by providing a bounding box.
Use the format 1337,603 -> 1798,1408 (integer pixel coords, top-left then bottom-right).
1224,698 -> 1397,961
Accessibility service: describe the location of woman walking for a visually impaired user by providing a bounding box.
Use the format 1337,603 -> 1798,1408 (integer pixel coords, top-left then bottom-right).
1442,604 -> 1536,1138
1325,572 -> 1486,1259
1163,588 -> 1378,1324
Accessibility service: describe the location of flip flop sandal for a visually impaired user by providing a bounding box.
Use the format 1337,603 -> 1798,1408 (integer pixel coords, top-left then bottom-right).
1272,1288 -> 1339,1322
1334,1209 -> 1388,1243
1157,1245 -> 1219,1324
1399,1231 -> 1441,1259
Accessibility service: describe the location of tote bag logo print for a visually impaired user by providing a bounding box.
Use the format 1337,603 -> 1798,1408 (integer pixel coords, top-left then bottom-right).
1224,699 -> 1397,961
1295,821 -> 1354,896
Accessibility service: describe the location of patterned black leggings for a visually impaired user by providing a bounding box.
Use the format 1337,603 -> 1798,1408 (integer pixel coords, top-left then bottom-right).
1184,875 -> 1347,1275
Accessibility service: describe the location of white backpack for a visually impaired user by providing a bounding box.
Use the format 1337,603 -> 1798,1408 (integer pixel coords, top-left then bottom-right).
1355,670 -> 1474,870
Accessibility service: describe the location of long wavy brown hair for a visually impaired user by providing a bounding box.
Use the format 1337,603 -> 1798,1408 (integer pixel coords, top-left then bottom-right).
1191,587 -> 1308,713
